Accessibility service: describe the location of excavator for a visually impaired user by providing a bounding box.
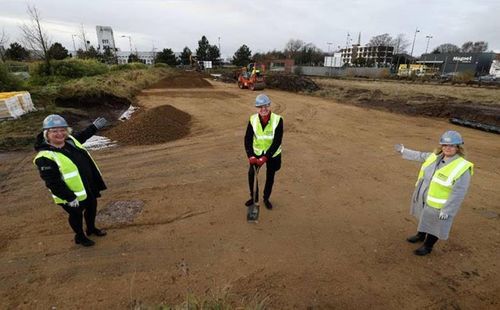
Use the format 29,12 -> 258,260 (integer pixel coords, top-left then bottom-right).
238,63 -> 265,91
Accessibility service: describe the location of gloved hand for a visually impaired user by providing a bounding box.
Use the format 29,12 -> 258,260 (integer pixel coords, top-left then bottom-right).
256,156 -> 268,167
92,117 -> 108,130
439,211 -> 449,220
394,143 -> 404,154
248,156 -> 258,165
68,199 -> 80,208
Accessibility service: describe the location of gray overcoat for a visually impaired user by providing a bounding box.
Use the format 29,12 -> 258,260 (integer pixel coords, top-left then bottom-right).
402,148 -> 472,240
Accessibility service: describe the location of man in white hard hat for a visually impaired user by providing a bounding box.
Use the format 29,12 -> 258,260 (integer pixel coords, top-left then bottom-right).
34,114 -> 108,247
244,94 -> 284,210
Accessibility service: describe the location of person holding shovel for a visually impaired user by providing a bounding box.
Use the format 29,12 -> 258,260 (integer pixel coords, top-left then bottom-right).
244,94 -> 283,211
34,114 -> 108,247
394,130 -> 473,256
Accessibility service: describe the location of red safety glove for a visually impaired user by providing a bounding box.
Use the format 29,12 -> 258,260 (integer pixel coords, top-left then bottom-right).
248,156 -> 258,165
256,156 -> 268,167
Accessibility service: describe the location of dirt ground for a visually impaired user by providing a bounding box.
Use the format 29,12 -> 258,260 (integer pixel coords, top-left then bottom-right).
1,73 -> 499,309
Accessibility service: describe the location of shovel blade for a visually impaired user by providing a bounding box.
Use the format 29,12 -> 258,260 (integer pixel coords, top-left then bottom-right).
247,205 -> 260,223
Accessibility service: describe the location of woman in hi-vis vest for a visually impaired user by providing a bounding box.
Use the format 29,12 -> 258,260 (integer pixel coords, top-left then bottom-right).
34,114 -> 108,247
395,130 -> 473,256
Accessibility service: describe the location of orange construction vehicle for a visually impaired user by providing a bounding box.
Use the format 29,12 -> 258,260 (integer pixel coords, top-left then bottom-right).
238,63 -> 265,91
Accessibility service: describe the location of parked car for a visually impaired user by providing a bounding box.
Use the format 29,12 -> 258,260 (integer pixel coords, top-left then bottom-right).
477,74 -> 497,82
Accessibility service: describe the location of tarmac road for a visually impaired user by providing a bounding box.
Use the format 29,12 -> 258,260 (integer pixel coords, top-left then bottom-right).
1,75 -> 499,309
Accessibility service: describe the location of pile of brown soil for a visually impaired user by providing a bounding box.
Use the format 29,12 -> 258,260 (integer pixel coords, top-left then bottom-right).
265,74 -> 320,92
148,72 -> 212,89
104,105 -> 191,145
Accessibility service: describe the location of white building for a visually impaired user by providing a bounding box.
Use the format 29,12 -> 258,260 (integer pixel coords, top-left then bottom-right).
96,26 -> 117,52
116,51 -> 157,65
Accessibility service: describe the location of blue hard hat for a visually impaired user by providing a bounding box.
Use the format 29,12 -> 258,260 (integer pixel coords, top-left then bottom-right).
43,114 -> 68,129
255,94 -> 271,107
439,130 -> 464,145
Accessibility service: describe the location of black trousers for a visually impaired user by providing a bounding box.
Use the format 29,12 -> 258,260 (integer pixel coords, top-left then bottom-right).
61,196 -> 98,236
248,155 -> 281,201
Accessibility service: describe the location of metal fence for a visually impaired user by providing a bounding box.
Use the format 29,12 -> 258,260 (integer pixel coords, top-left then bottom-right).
293,66 -> 390,78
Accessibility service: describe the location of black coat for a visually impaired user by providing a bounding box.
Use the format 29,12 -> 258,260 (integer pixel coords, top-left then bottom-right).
34,125 -> 107,202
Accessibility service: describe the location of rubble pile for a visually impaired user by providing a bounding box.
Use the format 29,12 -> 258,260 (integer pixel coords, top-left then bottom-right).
265,74 -> 320,92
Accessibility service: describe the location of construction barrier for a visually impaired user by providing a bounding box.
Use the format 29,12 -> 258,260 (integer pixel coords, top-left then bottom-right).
0,91 -> 36,119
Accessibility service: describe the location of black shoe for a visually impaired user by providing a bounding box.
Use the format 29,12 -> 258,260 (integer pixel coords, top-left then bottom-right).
414,245 -> 433,256
264,199 -> 273,210
245,198 -> 256,207
75,235 -> 95,247
87,228 -> 107,237
407,233 -> 426,243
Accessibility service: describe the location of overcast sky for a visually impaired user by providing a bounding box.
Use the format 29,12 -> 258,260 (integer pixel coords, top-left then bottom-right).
1,0 -> 499,57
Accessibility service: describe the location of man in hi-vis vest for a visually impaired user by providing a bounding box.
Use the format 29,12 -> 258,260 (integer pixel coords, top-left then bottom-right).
34,114 -> 108,247
395,130 -> 473,256
244,94 -> 284,210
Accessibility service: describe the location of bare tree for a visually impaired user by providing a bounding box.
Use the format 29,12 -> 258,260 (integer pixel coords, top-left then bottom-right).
20,5 -> 51,73
367,33 -> 392,46
392,33 -> 410,54
0,28 -> 9,62
432,43 -> 460,54
284,39 -> 305,58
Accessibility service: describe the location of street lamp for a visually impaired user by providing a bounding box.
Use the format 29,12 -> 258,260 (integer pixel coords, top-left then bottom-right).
425,35 -> 433,54
327,42 -> 333,55
121,35 -> 132,54
410,27 -> 420,57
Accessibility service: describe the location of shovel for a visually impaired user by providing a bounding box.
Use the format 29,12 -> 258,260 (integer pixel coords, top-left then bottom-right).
247,165 -> 260,223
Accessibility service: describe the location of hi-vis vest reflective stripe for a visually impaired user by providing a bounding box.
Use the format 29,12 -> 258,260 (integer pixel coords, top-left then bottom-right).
251,113 -> 282,158
33,136 -> 100,204
416,153 -> 473,209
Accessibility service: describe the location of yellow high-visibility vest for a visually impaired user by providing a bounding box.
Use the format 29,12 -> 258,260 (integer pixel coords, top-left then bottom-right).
34,135 -> 101,204
250,113 -> 282,158
416,153 -> 473,209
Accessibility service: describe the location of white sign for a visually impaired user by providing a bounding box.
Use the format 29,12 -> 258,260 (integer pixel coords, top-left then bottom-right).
452,56 -> 472,63
203,61 -> 212,69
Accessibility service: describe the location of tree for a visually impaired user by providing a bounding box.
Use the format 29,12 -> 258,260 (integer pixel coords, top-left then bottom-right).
284,39 -> 305,59
100,46 -> 117,64
5,42 -> 30,61
0,28 -> 8,62
77,46 -> 100,59
392,34 -> 410,53
432,43 -> 460,54
367,33 -> 410,53
179,46 -> 192,65
20,5 -> 51,73
155,48 -> 178,66
196,35 -> 210,60
461,41 -> 488,53
232,44 -> 252,66
207,44 -> 220,63
295,43 -> 323,65
128,53 -> 142,63
367,33 -> 393,46
48,42 -> 69,60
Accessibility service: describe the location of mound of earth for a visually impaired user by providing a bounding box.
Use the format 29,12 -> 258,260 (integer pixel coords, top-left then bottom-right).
148,72 -> 212,89
105,105 -> 191,145
265,74 -> 320,92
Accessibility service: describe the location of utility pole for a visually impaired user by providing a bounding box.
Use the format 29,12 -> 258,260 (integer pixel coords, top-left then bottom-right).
410,27 -> 420,58
80,24 -> 88,51
425,35 -> 433,54
71,34 -> 78,53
